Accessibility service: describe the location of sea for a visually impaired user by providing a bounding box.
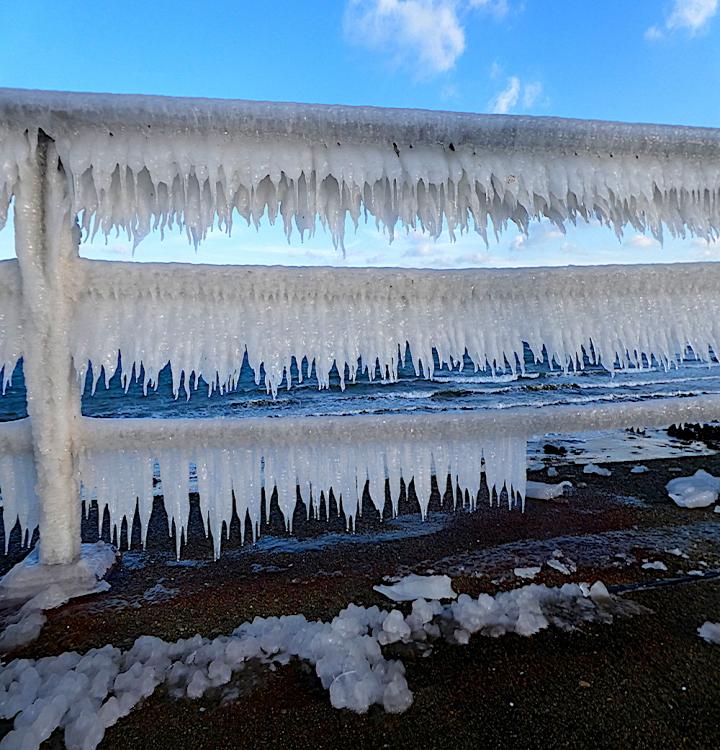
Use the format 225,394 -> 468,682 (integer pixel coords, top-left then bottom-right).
1,347 -> 718,424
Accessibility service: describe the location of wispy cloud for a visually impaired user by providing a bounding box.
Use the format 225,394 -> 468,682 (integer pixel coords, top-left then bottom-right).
467,0 -> 509,19
343,0 -> 511,76
646,0 -> 717,39
522,81 -> 543,108
490,76 -> 543,114
490,76 -> 520,113
624,234 -> 661,249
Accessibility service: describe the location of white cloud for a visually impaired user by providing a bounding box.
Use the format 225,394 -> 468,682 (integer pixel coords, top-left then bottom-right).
646,0 -> 717,39
490,77 -> 543,114
490,76 -> 520,113
468,0 -> 509,18
522,81 -> 543,108
343,0 -> 512,76
624,234 -> 660,249
344,1 -> 466,75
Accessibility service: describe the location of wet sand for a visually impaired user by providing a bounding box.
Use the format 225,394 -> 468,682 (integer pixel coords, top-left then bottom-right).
2,448 -> 720,749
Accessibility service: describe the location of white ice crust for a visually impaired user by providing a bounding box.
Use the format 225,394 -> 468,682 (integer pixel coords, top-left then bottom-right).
1,88 -> 720,248
77,431 -> 527,559
3,258 -> 720,398
3,395 -> 720,559
525,480 -> 572,500
0,541 -> 117,652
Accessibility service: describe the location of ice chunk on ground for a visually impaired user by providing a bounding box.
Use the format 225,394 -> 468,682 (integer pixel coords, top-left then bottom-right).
526,480 -> 572,500
698,621 -> 720,645
631,465 -> 649,474
514,566 -> 542,580
666,470 -> 720,508
373,574 -> 457,602
583,463 -> 612,476
641,561 -> 668,571
547,467 -> 558,477
546,559 -> 571,575
0,542 -> 117,652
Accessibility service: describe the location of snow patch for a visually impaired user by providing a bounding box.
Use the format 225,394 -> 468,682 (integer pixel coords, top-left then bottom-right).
514,566 -> 541,580
526,480 -> 572,500
583,463 -> 612,477
641,561 -> 668,571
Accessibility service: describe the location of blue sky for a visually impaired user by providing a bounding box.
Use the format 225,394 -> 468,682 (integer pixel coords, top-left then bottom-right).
1,0 -> 719,267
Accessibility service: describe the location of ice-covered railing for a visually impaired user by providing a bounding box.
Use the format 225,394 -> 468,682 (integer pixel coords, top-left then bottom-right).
74,259 -> 720,397
75,396 -> 720,558
3,258 -> 719,399
2,88 -> 720,246
1,88 -> 720,566
6,395 -> 720,559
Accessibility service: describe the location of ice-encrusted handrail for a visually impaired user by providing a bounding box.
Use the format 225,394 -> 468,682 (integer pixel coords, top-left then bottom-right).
2,88 -> 720,246
72,258 -> 720,397
77,394 -> 720,449
2,88 -> 720,154
5,394 -> 720,558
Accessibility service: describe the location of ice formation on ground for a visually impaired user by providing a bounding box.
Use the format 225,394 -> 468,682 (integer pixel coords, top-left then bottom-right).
0,579 -> 639,749
641,561 -> 668,571
373,574 -> 457,602
666,469 -> 720,508
631,465 -> 649,474
514,566 -> 541,579
2,89 -> 720,249
698,621 -> 720,645
67,260 -> 720,398
583,463 -> 612,477
526,480 -> 572,500
0,542 -> 117,653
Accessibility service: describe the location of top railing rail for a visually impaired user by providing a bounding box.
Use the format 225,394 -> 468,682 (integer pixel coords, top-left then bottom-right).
2,87 -> 720,156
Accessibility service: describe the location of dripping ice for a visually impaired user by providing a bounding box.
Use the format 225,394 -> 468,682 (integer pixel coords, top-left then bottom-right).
75,432 -> 527,560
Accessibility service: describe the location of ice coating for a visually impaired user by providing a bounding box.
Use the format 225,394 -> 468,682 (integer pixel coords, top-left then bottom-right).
1,89 -> 720,246
72,260 -> 720,397
78,432 -> 527,559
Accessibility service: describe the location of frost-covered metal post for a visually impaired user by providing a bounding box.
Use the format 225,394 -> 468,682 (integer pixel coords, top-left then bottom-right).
13,133 -> 82,565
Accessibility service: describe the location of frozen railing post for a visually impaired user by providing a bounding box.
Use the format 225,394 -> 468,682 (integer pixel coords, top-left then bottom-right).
13,131 -> 82,565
